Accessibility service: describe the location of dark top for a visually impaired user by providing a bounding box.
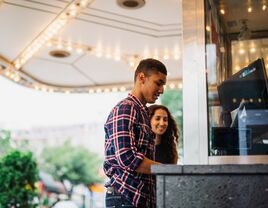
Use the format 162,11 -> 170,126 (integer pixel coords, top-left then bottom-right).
155,144 -> 175,164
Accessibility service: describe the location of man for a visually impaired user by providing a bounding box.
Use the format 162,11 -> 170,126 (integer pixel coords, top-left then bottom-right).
103,58 -> 167,208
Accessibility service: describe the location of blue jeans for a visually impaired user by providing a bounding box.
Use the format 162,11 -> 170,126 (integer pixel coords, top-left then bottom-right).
105,190 -> 134,208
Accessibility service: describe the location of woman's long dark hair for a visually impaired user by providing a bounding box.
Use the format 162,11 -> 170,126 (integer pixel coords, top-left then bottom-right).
149,105 -> 179,164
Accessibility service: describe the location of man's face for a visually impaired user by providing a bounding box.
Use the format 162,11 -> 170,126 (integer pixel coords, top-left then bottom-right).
142,71 -> 166,104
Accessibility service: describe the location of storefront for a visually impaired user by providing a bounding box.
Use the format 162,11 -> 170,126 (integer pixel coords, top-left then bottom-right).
182,0 -> 268,165
152,0 -> 268,206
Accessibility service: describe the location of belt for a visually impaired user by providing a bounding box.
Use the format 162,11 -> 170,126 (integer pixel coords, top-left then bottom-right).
106,186 -> 119,194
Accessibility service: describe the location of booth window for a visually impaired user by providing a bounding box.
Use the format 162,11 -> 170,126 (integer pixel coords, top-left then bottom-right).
205,0 -> 268,156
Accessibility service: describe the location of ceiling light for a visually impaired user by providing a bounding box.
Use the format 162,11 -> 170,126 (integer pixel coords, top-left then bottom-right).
235,66 -> 240,71
247,7 -> 252,13
220,46 -> 225,53
263,5 -> 267,11
239,49 -> 245,54
250,48 -> 256,53
49,50 -> 70,58
220,9 -> 225,14
117,0 -> 145,9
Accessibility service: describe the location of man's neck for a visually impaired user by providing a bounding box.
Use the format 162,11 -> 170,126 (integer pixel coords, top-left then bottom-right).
131,88 -> 146,106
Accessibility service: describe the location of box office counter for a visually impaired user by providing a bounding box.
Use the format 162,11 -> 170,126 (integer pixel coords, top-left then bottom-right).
152,164 -> 268,208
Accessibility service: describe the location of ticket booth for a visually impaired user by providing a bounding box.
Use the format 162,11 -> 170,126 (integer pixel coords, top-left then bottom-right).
152,0 -> 268,207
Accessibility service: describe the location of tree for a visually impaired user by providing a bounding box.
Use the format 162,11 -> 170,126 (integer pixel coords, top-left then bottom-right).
0,129 -> 31,158
0,130 -> 12,157
40,141 -> 103,187
161,89 -> 183,154
0,150 -> 39,208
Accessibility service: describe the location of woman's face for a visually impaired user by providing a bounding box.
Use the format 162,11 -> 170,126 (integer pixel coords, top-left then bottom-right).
150,108 -> 168,136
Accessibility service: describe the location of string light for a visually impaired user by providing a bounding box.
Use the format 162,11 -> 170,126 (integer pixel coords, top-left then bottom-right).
104,88 -> 110,93
173,46 -> 180,60
143,48 -> 150,59
153,49 -> 159,60
120,87 -> 127,92
47,39 -> 181,68
13,0 -> 93,70
250,48 -> 256,53
88,89 -> 94,93
112,87 -> 118,92
169,83 -> 176,89
235,66 -> 240,71
239,49 -> 245,55
163,49 -> 170,60
2,52 -> 183,94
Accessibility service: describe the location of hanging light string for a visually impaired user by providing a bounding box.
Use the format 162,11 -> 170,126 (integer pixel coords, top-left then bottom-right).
1,56 -> 182,94
47,38 -> 181,67
13,0 -> 93,70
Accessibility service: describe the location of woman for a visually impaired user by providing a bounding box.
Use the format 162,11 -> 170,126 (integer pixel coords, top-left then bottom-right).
149,105 -> 179,164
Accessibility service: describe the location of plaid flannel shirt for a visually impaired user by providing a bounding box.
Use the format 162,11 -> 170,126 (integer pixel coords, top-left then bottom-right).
103,93 -> 156,208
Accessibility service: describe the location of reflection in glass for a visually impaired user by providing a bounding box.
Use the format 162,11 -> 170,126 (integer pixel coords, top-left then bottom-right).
205,0 -> 268,156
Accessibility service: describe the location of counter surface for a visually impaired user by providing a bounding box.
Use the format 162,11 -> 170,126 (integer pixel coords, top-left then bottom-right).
151,164 -> 268,174
152,164 -> 268,208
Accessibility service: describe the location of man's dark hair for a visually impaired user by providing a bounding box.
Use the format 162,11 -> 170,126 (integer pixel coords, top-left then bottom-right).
134,58 -> 167,82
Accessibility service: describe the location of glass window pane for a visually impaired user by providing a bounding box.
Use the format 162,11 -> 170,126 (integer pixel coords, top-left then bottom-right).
205,0 -> 268,156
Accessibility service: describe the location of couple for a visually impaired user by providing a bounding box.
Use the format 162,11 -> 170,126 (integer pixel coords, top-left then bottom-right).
103,58 -> 179,208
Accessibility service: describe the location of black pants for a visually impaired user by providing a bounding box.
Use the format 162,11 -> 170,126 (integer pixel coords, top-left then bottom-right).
105,189 -> 135,208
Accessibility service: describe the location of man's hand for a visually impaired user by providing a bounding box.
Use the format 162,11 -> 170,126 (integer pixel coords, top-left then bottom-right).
135,157 -> 161,174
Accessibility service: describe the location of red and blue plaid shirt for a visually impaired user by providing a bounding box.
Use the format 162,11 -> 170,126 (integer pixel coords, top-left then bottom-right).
103,93 -> 156,208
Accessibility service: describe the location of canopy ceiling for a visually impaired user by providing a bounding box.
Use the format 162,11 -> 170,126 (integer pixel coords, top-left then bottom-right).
2,0 -> 266,94
0,0 -> 182,93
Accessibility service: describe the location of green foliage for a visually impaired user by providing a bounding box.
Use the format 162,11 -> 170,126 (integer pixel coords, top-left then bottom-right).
161,89 -> 183,125
161,89 -> 183,153
41,141 -> 103,186
0,150 -> 39,208
0,130 -> 13,157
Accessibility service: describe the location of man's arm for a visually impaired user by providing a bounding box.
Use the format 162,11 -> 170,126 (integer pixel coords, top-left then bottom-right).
111,103 -> 161,173
135,156 -> 161,174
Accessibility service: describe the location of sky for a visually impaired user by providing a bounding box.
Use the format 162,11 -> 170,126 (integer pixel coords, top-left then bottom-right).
0,76 -> 128,130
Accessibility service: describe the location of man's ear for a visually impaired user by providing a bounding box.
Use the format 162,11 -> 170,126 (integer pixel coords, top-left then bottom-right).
138,72 -> 146,84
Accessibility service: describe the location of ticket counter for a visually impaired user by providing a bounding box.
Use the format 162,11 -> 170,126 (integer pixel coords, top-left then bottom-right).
152,164 -> 268,208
